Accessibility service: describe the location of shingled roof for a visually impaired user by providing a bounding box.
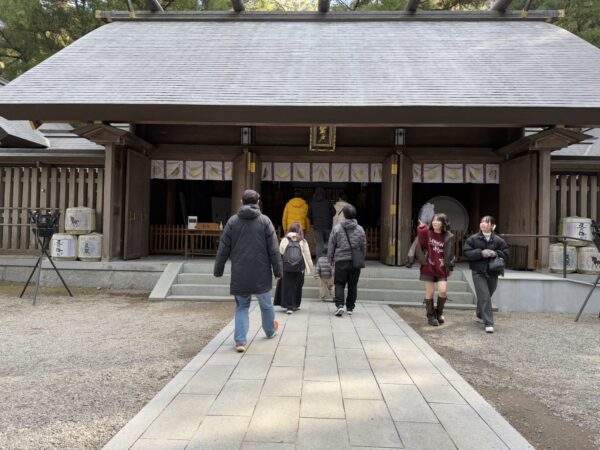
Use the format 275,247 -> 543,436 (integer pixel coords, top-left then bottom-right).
552,129 -> 600,157
0,122 -> 104,164
0,79 -> 48,148
0,15 -> 599,126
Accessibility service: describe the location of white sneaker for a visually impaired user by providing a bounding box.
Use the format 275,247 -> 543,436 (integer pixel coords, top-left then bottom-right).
485,326 -> 494,333
334,307 -> 345,317
286,309 -> 293,315
474,312 -> 484,323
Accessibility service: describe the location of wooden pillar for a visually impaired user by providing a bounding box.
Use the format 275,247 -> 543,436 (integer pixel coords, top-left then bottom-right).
231,150 -> 260,215
537,149 -> 552,268
380,154 -> 398,265
396,151 -> 413,265
102,143 -> 125,260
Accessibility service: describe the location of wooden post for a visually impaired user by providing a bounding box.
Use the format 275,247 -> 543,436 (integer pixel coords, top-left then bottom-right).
380,154 -> 398,265
102,143 -> 125,260
537,149 -> 552,268
396,151 -> 412,265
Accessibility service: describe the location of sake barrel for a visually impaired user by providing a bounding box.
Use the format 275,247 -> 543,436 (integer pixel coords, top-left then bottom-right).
577,245 -> 600,275
51,234 -> 78,261
65,207 -> 96,234
549,243 -> 576,273
559,217 -> 592,247
78,233 -> 102,262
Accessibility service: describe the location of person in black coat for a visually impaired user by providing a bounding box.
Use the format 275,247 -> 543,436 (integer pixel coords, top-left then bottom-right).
214,189 -> 282,352
463,215 -> 510,334
308,187 -> 335,260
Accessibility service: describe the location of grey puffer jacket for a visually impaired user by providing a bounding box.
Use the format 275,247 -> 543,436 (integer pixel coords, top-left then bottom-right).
214,204 -> 282,295
315,256 -> 333,279
327,219 -> 366,263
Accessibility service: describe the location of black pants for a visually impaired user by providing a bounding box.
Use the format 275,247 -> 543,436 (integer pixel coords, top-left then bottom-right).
472,271 -> 498,326
334,260 -> 361,311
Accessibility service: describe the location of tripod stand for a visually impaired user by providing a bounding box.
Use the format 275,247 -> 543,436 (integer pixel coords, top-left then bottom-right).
575,272 -> 600,322
575,220 -> 600,322
19,210 -> 73,305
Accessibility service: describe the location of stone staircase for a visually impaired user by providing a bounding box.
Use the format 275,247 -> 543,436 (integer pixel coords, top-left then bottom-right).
150,260 -> 476,307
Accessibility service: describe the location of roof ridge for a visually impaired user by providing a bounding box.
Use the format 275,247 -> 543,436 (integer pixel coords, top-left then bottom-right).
98,9 -> 561,23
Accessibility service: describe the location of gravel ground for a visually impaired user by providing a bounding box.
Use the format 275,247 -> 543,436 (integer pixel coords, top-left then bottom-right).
0,288 -> 233,450
393,307 -> 600,450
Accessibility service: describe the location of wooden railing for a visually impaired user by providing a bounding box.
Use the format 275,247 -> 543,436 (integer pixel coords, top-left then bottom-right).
150,225 -> 187,254
151,224 -> 381,259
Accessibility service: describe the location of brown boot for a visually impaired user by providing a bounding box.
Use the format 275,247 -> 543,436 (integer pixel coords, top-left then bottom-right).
424,298 -> 439,326
436,296 -> 447,324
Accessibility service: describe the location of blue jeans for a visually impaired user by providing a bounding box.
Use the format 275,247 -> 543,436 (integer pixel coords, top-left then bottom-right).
234,292 -> 276,345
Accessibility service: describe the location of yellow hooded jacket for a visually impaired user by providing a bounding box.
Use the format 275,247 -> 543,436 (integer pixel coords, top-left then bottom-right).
282,197 -> 310,231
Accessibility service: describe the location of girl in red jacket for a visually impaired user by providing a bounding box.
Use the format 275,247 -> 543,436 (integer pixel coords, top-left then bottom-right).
417,213 -> 455,326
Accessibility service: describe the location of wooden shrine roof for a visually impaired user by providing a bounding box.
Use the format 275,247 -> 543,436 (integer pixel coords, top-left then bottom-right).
0,14 -> 598,126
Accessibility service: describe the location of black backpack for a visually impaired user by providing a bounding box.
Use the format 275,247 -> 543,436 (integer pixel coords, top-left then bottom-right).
283,240 -> 305,272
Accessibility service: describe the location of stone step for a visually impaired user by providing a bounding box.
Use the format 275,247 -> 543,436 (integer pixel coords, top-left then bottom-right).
165,294 -> 478,309
176,273 -> 470,292
181,263 -> 466,281
169,284 -> 474,303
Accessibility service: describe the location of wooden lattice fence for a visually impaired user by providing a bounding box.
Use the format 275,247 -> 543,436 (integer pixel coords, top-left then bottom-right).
0,166 -> 104,252
552,174 -> 600,235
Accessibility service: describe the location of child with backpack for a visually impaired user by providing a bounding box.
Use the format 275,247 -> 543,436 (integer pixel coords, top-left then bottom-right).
314,249 -> 333,301
274,221 -> 313,314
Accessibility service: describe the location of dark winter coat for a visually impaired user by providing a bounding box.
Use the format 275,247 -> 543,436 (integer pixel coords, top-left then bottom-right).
214,204 -> 282,295
463,231 -> 510,274
308,188 -> 335,230
327,219 -> 366,263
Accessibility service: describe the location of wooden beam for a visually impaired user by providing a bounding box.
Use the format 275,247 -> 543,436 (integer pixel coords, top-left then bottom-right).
490,0 -> 513,12
404,0 -> 420,12
74,123 -> 155,155
231,0 -> 245,12
496,128 -> 593,159
319,0 -> 330,13
7,104 -> 598,127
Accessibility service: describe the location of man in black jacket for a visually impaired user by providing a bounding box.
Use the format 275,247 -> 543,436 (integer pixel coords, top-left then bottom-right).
309,187 -> 335,259
214,189 -> 282,352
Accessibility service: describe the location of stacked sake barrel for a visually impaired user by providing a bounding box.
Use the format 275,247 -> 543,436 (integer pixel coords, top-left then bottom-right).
551,217 -> 600,275
51,207 -> 102,261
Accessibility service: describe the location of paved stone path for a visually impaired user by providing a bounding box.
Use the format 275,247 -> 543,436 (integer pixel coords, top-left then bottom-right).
103,300 -> 532,450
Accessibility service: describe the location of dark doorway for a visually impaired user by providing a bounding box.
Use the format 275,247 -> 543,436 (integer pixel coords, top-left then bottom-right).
150,179 -> 232,226
260,182 -> 382,231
